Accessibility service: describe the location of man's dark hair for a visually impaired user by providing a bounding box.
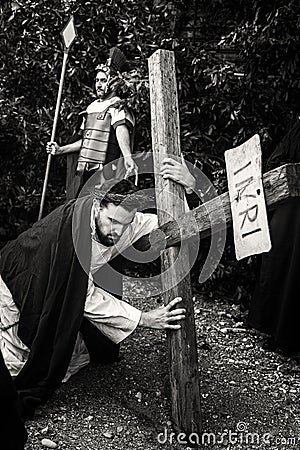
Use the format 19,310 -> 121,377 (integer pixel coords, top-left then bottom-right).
94,178 -> 140,211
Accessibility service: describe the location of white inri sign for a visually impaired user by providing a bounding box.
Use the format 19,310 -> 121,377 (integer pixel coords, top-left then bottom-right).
225,134 -> 271,260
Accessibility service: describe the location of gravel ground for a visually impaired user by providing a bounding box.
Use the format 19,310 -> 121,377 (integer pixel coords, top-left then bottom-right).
25,279 -> 300,450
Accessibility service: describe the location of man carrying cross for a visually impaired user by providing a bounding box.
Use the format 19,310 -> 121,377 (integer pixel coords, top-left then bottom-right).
0,176 -> 191,420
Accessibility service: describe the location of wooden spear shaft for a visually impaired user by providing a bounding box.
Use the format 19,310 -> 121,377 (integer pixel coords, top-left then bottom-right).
38,50 -> 69,220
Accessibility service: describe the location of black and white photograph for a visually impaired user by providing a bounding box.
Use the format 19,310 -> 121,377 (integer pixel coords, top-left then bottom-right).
0,1 -> 299,449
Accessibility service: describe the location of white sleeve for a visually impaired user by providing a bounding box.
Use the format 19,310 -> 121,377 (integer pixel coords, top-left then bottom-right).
110,105 -> 135,131
84,277 -> 141,344
128,212 -> 158,244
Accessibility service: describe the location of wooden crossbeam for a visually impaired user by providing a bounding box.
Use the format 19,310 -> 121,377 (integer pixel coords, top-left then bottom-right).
135,162 -> 300,252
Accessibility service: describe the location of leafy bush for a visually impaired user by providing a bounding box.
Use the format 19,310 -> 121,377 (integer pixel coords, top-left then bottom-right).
0,0 -> 299,298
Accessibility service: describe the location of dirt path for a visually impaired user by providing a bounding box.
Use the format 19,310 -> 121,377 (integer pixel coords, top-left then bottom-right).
25,280 -> 300,449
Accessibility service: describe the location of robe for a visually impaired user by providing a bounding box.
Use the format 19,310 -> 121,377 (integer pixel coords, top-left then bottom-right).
0,349 -> 27,450
0,196 -> 118,418
248,120 -> 300,351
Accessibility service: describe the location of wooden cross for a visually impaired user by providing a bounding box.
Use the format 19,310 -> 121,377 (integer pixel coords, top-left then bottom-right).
146,49 -> 300,435
65,49 -> 300,435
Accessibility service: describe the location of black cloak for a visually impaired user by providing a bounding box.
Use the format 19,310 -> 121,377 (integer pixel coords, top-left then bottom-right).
0,196 -> 119,418
0,350 -> 27,450
248,120 -> 300,351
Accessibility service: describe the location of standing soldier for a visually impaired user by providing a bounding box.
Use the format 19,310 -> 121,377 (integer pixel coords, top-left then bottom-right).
47,47 -> 138,195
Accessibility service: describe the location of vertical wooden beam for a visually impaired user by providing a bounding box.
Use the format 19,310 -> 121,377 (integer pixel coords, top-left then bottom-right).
148,49 -> 201,435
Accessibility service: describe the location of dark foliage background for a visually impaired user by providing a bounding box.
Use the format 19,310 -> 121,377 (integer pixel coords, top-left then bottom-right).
0,0 -> 299,301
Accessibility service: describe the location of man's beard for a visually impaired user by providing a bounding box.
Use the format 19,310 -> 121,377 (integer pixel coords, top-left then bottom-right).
96,88 -> 111,100
95,221 -> 118,247
96,89 -> 105,99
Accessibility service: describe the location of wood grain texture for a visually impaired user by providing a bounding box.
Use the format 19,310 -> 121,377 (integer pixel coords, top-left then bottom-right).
225,134 -> 271,260
135,162 -> 300,253
148,49 -> 201,434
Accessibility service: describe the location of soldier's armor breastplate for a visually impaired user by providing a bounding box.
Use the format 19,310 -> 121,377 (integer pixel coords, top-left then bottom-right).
77,109 -> 121,166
